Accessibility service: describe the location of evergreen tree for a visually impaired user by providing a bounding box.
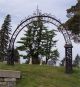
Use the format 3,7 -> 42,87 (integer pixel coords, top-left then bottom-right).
0,29 -> 2,61
17,12 -> 58,64
73,54 -> 80,67
43,30 -> 58,63
51,50 -> 59,64
17,17 -> 46,64
65,0 -> 80,42
0,14 -> 11,61
67,0 -> 80,16
60,58 -> 66,66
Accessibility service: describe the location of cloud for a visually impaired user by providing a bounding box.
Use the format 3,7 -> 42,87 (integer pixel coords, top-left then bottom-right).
0,0 -> 77,26
0,0 -> 79,60
0,0 -> 77,19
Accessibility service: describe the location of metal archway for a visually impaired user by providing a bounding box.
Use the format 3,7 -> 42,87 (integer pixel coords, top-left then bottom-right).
7,13 -> 73,73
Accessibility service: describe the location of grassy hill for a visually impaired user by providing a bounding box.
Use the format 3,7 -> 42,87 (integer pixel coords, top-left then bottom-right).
0,63 -> 80,87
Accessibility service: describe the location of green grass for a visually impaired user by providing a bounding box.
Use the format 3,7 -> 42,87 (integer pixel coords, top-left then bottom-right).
0,63 -> 80,87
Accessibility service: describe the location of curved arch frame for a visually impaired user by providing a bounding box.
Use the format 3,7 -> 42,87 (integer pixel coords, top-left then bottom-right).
9,15 -> 72,48
8,14 -> 73,73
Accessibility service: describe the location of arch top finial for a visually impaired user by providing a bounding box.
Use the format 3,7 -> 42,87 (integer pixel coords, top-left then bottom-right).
37,5 -> 39,15
35,5 -> 42,16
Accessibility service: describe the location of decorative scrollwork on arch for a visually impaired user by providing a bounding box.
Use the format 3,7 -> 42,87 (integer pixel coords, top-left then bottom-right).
7,11 -> 73,73
9,13 -> 72,49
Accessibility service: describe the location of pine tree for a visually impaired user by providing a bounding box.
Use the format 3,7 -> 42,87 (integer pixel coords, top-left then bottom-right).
0,14 -> 11,61
17,17 -> 47,64
60,58 -> 66,66
0,29 -> 2,61
67,0 -> 80,16
65,0 -> 80,42
73,54 -> 80,67
17,13 -> 58,64
43,30 -> 58,63
51,50 -> 59,64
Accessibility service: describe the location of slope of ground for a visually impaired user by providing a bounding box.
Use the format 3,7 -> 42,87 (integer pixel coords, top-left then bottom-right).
0,63 -> 80,87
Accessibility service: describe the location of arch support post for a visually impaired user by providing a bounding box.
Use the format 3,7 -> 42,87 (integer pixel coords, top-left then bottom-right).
65,44 -> 73,73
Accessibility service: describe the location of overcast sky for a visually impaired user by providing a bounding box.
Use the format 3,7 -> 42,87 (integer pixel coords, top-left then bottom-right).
0,0 -> 80,62
0,0 -> 77,25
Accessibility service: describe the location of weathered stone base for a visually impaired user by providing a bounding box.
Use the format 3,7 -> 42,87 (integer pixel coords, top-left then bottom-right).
0,78 -> 16,87
0,70 -> 21,87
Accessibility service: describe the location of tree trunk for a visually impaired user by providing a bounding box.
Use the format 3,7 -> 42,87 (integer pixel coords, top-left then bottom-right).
32,54 -> 40,64
46,57 -> 49,64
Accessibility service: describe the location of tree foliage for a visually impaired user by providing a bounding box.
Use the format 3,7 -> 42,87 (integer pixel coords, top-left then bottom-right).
66,15 -> 80,34
65,0 -> 80,42
17,13 -> 59,64
0,14 -> 11,61
73,54 -> 80,67
60,58 -> 66,66
67,0 -> 80,15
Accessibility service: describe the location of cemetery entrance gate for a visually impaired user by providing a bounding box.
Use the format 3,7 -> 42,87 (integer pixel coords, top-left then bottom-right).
7,12 -> 73,73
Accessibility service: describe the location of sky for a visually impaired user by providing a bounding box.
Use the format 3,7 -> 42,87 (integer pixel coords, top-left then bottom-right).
0,0 -> 80,63
0,0 -> 77,25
